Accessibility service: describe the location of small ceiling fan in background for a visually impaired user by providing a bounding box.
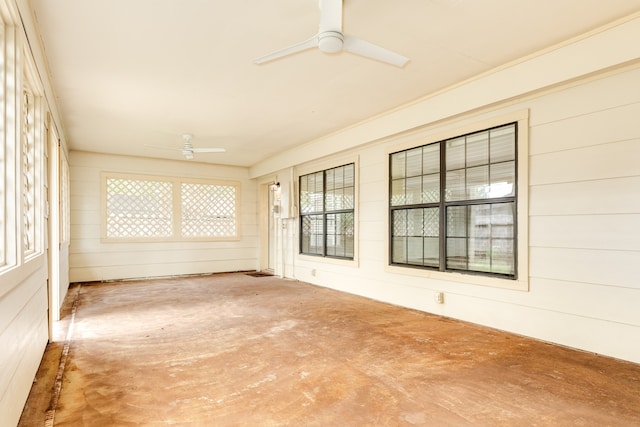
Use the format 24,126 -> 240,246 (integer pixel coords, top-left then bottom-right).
179,133 -> 225,160
147,133 -> 226,160
254,0 -> 410,67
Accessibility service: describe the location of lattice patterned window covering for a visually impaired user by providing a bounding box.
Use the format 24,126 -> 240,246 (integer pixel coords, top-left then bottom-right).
106,178 -> 173,238
60,157 -> 71,243
104,174 -> 239,240
181,183 -> 237,237
22,90 -> 36,255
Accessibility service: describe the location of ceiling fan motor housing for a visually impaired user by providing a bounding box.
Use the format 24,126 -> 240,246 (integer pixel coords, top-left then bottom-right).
318,31 -> 344,53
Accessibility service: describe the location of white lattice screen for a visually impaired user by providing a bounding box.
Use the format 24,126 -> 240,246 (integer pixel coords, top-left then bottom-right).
60,156 -> 71,244
181,183 -> 237,237
106,178 -> 173,238
104,174 -> 239,241
22,90 -> 36,255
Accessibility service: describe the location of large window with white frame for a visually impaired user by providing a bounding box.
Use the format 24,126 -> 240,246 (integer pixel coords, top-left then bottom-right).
0,24 -> 47,276
102,173 -> 239,242
390,123 -> 518,278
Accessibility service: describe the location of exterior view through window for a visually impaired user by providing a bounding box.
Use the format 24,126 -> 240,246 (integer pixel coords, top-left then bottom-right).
390,123 -> 517,277
299,163 -> 355,259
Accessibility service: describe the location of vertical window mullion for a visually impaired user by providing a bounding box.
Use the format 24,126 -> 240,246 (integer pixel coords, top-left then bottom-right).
322,170 -> 327,256
439,140 -> 446,272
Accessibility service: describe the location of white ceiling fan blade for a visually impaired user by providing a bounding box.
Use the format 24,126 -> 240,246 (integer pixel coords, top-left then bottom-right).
319,0 -> 343,32
343,35 -> 410,68
190,148 -> 226,153
254,36 -> 319,64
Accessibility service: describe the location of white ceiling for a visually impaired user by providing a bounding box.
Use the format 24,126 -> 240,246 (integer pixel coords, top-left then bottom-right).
29,0 -> 640,167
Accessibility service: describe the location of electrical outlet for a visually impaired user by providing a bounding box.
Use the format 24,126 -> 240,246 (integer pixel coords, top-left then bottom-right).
435,291 -> 444,304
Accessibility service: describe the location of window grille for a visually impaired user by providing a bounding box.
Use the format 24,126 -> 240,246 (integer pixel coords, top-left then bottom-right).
181,183 -> 237,237
22,90 -> 36,255
390,123 -> 517,278
299,163 -> 355,259
106,178 -> 173,238
60,156 -> 71,244
103,174 -> 239,241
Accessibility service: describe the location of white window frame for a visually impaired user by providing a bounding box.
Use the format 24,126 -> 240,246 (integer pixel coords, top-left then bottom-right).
385,110 -> 529,291
101,172 -> 241,242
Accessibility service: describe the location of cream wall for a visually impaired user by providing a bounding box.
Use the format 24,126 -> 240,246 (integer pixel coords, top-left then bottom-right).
69,152 -> 259,282
1,0 -> 71,425
253,16 -> 640,364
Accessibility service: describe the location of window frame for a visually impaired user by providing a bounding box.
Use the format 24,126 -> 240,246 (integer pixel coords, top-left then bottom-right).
386,111 -> 529,291
101,172 -> 241,243
298,163 -> 356,261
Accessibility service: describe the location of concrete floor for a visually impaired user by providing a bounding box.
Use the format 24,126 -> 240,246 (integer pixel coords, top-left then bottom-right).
19,273 -> 640,426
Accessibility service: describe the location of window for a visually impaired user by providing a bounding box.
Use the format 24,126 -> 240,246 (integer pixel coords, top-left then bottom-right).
103,173 -> 239,241
299,163 -> 355,259
22,90 -> 37,255
390,123 -> 517,278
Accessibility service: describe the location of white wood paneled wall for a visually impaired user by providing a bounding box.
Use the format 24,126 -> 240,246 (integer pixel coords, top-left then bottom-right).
69,152 -> 259,282
286,64 -> 640,364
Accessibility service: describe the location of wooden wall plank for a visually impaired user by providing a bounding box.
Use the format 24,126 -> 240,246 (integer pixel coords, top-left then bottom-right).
530,177 -> 640,215
530,214 -> 640,251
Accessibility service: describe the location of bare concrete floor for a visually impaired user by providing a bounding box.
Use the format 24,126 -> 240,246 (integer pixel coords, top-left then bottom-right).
19,273 -> 640,426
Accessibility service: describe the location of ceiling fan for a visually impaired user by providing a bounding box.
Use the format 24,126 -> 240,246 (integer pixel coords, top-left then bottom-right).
179,133 -> 225,160
145,133 -> 225,160
254,0 -> 409,67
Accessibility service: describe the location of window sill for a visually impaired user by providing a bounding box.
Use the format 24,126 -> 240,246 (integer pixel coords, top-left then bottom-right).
385,263 -> 528,291
297,254 -> 359,268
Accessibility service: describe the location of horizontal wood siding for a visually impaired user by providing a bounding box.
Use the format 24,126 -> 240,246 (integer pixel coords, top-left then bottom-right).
292,64 -> 640,363
69,152 -> 258,282
0,265 -> 49,427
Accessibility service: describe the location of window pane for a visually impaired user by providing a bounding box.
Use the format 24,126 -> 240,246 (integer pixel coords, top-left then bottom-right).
301,214 -> 323,255
390,179 -> 405,206
406,148 -> 422,177
326,212 -> 354,258
342,186 -> 354,210
446,206 -> 467,238
423,237 -> 439,267
466,131 -> 489,167
466,165 -> 489,200
489,161 -> 515,198
407,208 -> 423,236
491,203 -> 515,238
446,137 -> 465,171
490,124 -> 516,163
392,209 -> 408,237
446,203 -> 515,275
300,171 -> 323,213
423,144 -> 440,174
422,174 -> 439,203
424,208 -> 439,237
446,237 -> 467,270
492,238 -> 515,275
392,208 -> 438,267
392,237 -> 407,264
468,237 -> 491,272
406,176 -> 422,205
445,169 -> 465,201
390,152 -> 406,180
